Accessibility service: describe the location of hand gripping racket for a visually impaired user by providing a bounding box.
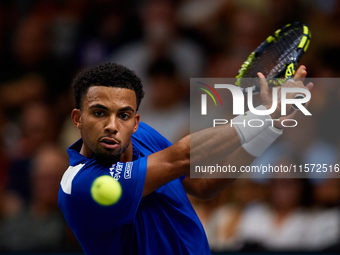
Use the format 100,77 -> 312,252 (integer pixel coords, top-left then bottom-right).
235,22 -> 311,96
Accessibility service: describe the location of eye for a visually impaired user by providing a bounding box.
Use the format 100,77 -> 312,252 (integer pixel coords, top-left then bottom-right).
94,111 -> 104,117
119,113 -> 130,120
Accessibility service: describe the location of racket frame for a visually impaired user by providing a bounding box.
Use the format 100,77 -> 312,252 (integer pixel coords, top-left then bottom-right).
235,22 -> 311,94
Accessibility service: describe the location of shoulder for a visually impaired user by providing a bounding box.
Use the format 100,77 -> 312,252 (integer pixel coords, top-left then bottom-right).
59,158 -> 148,228
133,122 -> 172,151
60,163 -> 86,195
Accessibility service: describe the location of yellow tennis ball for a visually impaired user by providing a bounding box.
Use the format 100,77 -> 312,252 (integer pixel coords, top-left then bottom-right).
91,175 -> 122,206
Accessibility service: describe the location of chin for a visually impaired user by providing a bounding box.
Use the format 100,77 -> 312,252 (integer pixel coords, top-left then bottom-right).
94,152 -> 121,166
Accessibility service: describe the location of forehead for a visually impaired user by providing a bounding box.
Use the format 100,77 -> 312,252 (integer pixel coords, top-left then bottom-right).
83,86 -> 137,110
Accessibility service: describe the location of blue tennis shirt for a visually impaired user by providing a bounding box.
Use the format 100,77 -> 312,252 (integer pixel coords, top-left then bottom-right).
58,122 -> 210,255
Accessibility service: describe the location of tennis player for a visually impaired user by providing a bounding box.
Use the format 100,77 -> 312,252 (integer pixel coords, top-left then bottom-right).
58,63 -> 312,254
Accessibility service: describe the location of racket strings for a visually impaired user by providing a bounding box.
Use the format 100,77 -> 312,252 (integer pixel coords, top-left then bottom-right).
239,26 -> 304,88
255,28 -> 302,76
273,29 -> 303,67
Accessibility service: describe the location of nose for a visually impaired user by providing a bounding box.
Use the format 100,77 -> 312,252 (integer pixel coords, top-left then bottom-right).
104,115 -> 118,134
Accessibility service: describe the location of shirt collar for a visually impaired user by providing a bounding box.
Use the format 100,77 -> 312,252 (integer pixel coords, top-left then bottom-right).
67,138 -> 143,165
67,139 -> 89,166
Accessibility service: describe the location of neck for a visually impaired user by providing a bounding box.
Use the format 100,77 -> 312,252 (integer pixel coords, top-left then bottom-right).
119,141 -> 134,163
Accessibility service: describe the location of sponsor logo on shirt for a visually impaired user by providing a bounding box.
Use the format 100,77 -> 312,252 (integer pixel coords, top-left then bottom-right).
109,164 -> 115,178
109,162 -> 124,180
124,162 -> 133,179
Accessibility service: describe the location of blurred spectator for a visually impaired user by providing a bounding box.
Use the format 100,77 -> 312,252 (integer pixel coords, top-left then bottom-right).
0,14 -> 76,110
205,179 -> 268,252
314,46 -> 340,77
237,157 -> 313,252
77,1 -> 142,68
0,144 -> 69,252
304,177 -> 340,251
138,57 -> 189,143
266,0 -> 306,30
227,7 -> 268,58
58,88 -> 82,150
189,187 -> 230,230
205,51 -> 245,78
49,0 -> 88,61
0,107 -> 10,194
302,175 -> 340,251
110,0 -> 205,87
313,178 -> 340,208
6,101 -> 57,204
238,178 -> 313,251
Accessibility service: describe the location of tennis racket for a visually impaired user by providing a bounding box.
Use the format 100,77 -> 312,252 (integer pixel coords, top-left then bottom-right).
235,22 -> 311,94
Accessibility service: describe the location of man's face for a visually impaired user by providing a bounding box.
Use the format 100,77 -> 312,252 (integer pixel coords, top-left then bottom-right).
73,86 -> 140,165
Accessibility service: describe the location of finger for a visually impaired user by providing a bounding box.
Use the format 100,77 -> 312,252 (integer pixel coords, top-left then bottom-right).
305,82 -> 314,91
257,72 -> 269,95
293,65 -> 307,81
303,82 -> 313,109
257,72 -> 265,79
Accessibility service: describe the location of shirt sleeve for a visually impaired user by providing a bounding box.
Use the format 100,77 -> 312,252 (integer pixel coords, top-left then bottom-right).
60,157 -> 148,233
133,122 -> 187,181
132,122 -> 172,154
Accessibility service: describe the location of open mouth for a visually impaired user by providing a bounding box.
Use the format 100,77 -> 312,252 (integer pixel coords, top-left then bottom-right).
100,137 -> 119,150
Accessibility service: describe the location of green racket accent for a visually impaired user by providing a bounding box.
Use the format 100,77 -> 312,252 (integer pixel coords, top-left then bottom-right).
235,52 -> 256,86
285,62 -> 295,77
235,22 -> 311,94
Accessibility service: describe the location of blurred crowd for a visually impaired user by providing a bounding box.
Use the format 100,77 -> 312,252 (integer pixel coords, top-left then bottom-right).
0,0 -> 340,253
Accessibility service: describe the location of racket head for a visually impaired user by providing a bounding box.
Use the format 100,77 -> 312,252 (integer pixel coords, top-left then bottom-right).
235,22 -> 311,93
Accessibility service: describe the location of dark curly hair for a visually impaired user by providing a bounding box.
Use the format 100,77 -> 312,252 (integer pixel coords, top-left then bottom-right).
72,63 -> 144,111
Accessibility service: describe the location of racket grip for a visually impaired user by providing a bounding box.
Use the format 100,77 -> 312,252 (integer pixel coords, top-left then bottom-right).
292,94 -> 306,110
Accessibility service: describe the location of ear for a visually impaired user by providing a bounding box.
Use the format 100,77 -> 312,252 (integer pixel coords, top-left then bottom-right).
133,114 -> 140,133
71,109 -> 82,130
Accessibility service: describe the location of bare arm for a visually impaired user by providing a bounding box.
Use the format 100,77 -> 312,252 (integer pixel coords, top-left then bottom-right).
142,124 -> 241,197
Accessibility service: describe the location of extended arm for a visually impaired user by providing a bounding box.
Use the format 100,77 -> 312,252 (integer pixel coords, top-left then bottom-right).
181,66 -> 313,199
143,66 -> 313,198
143,124 -> 241,197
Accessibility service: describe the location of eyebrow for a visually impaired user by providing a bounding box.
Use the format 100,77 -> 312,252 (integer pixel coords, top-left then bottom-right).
89,104 -> 109,110
89,104 -> 135,113
119,106 -> 135,113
